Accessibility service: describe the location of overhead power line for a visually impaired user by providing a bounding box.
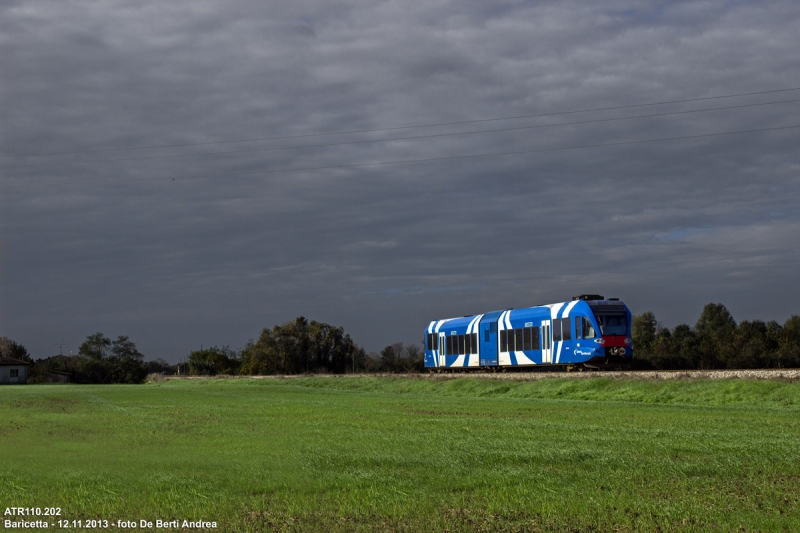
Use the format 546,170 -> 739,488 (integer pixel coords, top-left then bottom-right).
2,86 -> 799,159
3,97 -> 799,170
7,123 -> 798,188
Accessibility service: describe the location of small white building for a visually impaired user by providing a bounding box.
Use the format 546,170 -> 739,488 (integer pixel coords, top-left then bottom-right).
0,357 -> 29,384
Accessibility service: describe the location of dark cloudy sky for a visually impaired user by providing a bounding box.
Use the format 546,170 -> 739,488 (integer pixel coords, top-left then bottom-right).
2,0 -> 799,361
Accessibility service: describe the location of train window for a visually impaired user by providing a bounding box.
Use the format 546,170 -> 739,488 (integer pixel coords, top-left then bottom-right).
471,333 -> 478,354
575,317 -> 581,340
446,336 -> 452,355
464,334 -> 470,355
459,334 -> 465,355
427,333 -> 432,350
582,317 -> 597,339
532,326 -> 540,349
515,329 -> 523,352
553,319 -> 562,342
434,334 -> 438,350
562,318 -> 571,341
500,330 -> 507,352
523,327 -> 532,350
484,329 -> 490,343
506,329 -> 514,352
596,314 -> 627,336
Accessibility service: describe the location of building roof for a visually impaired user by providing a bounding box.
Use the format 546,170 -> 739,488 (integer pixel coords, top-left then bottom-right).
0,356 -> 31,366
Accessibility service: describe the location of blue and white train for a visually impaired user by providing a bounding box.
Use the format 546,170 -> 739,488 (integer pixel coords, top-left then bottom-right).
424,295 -> 633,370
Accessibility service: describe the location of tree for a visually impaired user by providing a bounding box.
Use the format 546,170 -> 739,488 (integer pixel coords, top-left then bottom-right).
188,346 -> 239,376
777,315 -> 800,367
239,317 -> 367,375
275,317 -> 309,374
402,344 -> 424,372
240,335 -> 280,375
379,343 -> 400,372
145,358 -> 173,374
730,320 -> 769,369
671,324 -> 698,368
695,303 -> 736,368
78,332 -> 112,360
111,335 -> 143,360
0,337 -> 32,363
65,332 -> 148,383
631,312 -> 658,357
377,342 -> 424,373
606,305 -> 797,370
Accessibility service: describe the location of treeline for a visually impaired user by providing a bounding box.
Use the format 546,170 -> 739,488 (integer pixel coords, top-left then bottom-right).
633,303 -> 800,369
187,317 -> 423,375
24,333 -> 170,384
8,303 -> 797,383
2,317 -> 421,384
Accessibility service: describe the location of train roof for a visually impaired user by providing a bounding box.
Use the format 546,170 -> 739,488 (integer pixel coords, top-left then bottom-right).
427,298 -> 629,330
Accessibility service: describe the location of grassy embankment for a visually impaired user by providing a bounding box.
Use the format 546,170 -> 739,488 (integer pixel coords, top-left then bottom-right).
1,376 -> 799,532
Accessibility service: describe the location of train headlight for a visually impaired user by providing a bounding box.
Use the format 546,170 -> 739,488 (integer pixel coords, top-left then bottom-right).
620,348 -> 626,355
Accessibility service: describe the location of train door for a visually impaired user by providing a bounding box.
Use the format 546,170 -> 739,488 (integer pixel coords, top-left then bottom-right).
438,332 -> 446,367
480,321 -> 498,366
541,320 -> 552,363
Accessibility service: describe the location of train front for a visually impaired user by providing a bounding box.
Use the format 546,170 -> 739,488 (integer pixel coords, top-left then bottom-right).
581,297 -> 634,367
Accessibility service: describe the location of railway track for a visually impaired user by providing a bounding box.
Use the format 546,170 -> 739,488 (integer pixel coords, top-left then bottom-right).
154,368 -> 800,381
419,367 -> 800,381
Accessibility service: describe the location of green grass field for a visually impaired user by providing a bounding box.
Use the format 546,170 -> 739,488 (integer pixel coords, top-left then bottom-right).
2,376 -> 799,532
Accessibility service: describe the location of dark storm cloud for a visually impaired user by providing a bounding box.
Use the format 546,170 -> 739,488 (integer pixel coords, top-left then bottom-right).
1,0 -> 799,360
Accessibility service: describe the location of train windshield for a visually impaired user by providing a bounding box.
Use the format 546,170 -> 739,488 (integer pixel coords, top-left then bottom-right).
594,313 -> 627,336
